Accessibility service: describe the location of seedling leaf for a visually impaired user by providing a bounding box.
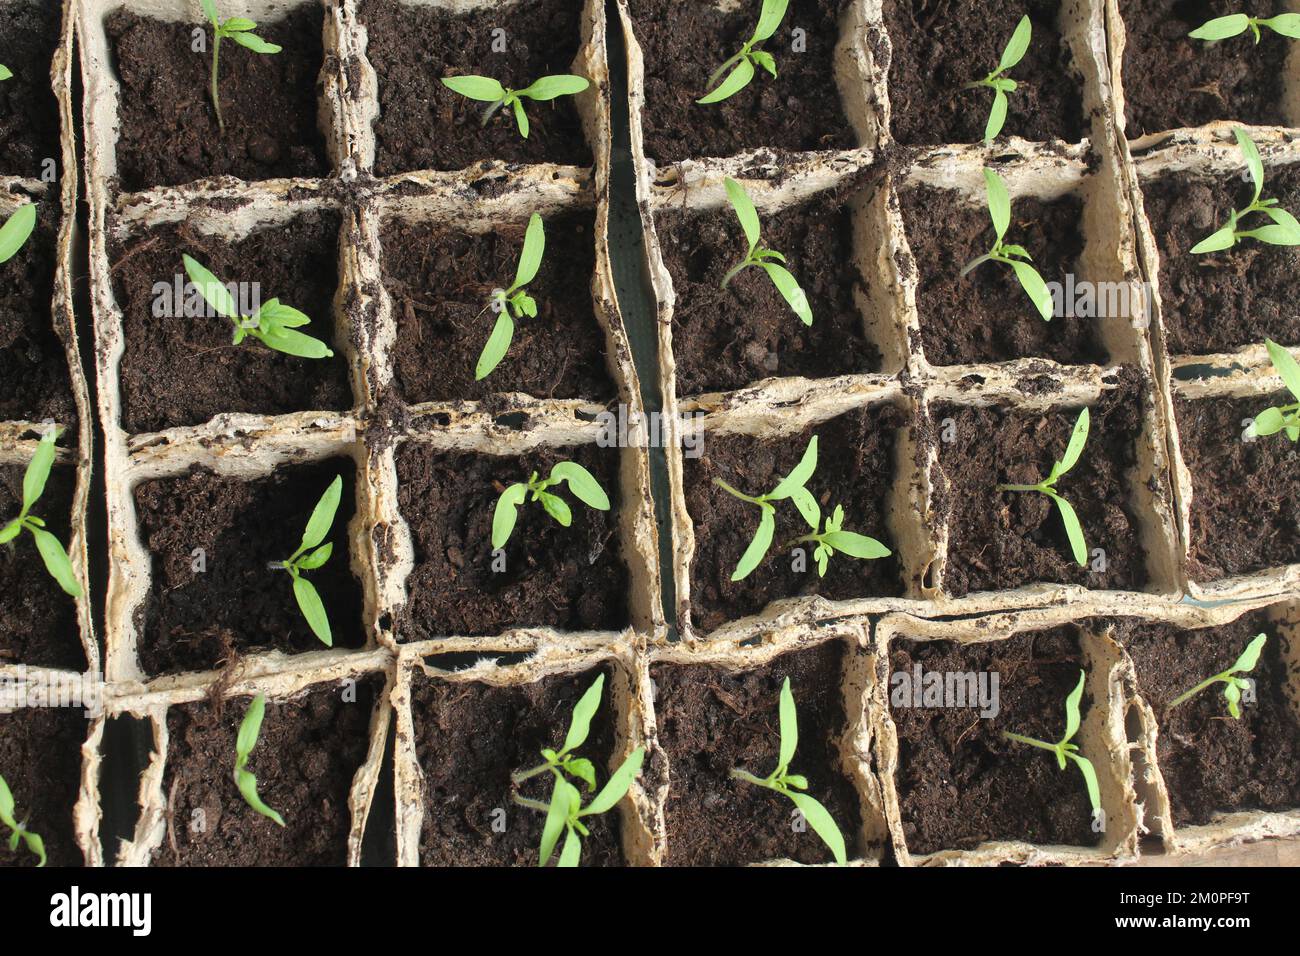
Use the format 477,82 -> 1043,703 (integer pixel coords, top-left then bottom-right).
22,428 -> 57,512
1234,633 -> 1268,672
1190,14 -> 1251,41
1063,669 -> 1085,742
1236,127 -> 1265,203
1070,753 -> 1102,814
31,528 -> 80,598
292,576 -> 331,646
539,492 -> 572,526
441,75 -> 507,101
476,313 -> 515,381
1190,223 -> 1237,253
986,90 -> 1009,143
726,177 -> 762,252
300,476 -> 342,552
584,747 -> 646,816
1010,259 -> 1054,320
514,213 -> 546,288
821,531 -> 891,559
999,15 -> 1033,71
563,674 -> 605,755
182,254 -> 237,319
777,676 -> 798,771
753,0 -> 791,44
492,482 -> 529,549
732,507 -> 775,581
512,99 -> 530,138
762,263 -> 813,326
698,56 -> 755,104
0,203 -> 36,264
1266,339 -> 1300,399
985,168 -> 1011,239
234,694 -> 285,827
518,75 -> 590,100
789,791 -> 847,865
770,436 -> 818,500
539,781 -> 571,866
551,461 -> 611,511
1047,491 -> 1088,566
230,31 -> 281,54
1264,13 -> 1300,37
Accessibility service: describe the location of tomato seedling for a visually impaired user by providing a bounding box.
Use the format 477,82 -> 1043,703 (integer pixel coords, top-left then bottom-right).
720,177 -> 812,326
1002,669 -> 1102,820
477,213 -> 544,381
492,461 -> 611,549
1191,128 -> 1300,253
440,74 -> 590,139
1250,339 -> 1300,441
234,694 -> 284,827
698,0 -> 789,104
1,427 -> 81,598
997,407 -> 1091,567
965,15 -> 1031,143
1169,633 -> 1267,719
962,167 -> 1054,320
200,0 -> 282,134
714,435 -> 820,581
1190,12 -> 1300,44
0,773 -> 46,866
795,503 -> 891,577
277,475 -> 342,647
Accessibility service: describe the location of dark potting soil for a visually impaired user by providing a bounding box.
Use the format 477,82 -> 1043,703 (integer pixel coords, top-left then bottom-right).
0,461 -> 83,671
934,370 -> 1149,596
901,183 -> 1101,367
883,0 -> 1086,146
1116,612 -> 1300,828
0,706 -> 88,867
653,641 -> 862,865
685,405 -> 905,635
358,0 -> 592,175
106,7 -> 329,192
111,210 -> 351,435
889,625 -> 1100,854
1141,163 -> 1300,356
379,210 -> 615,404
0,0 -> 62,179
657,188 -> 881,397
395,442 -> 628,640
412,664 -> 624,866
1120,0 -> 1290,137
626,0 -> 858,164
132,459 -> 365,678
154,679 -> 379,866
1174,392 -> 1300,581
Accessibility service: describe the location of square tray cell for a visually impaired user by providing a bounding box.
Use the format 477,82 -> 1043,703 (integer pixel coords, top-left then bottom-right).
0,0 -> 63,179
0,706 -> 88,867
131,457 -> 366,677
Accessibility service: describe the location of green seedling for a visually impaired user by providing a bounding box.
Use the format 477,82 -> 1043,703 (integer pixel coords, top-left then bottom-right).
492,462 -> 610,550
234,694 -> 285,827
715,435 -> 820,581
1191,128 -> 1300,253
698,0 -> 789,104
183,254 -> 333,359
1251,339 -> 1300,441
0,774 -> 46,866
997,407 -> 1090,567
730,677 -> 848,865
1169,633 -> 1267,719
962,167 -> 1054,320
720,177 -> 812,326
200,0 -> 281,134
1002,669 -> 1102,820
1190,13 -> 1300,44
966,15 -> 1031,143
1,428 -> 81,598
0,202 -> 37,264
477,213 -> 544,381
795,504 -> 891,577
440,74 -> 590,140
0,65 -> 11,82
277,476 -> 341,647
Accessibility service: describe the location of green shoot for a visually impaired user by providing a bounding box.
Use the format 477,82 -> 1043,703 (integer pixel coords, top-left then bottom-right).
234,694 -> 285,827
698,0 -> 789,104
200,0 -> 281,134
0,202 -> 37,264
477,213 -> 545,381
997,407 -> 1090,567
962,167 -> 1054,320
1,428 -> 81,598
183,254 -> 333,359
492,461 -> 610,550
1002,669 -> 1102,819
0,65 -> 11,82
714,435 -> 820,581
730,677 -> 848,865
720,177 -> 812,326
440,74 -> 590,140
1251,339 -> 1300,441
794,504 -> 891,577
1169,633 -> 1267,719
966,15 -> 1031,143
1190,13 -> 1300,44
1191,128 -> 1300,253
0,773 -> 46,866
277,476 -> 341,647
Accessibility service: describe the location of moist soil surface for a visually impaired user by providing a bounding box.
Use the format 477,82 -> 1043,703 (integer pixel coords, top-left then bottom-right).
154,679 -> 379,866
359,0 -> 592,175
0,0 -> 62,179
889,625 -> 1100,855
658,187 -> 881,397
112,210 -> 351,434
935,369 -> 1150,596
106,7 -> 329,192
1141,163 -> 1300,356
132,459 -> 365,677
412,664 -> 623,866
0,461 -> 83,670
884,0 -> 1086,146
685,405 -> 905,635
0,707 -> 88,867
626,0 -> 858,164
395,442 -> 627,640
1117,612 -> 1300,828
1120,0 -> 1290,137
1174,392 -> 1300,581
653,641 -> 861,865
901,184 -> 1101,367
380,210 -> 615,404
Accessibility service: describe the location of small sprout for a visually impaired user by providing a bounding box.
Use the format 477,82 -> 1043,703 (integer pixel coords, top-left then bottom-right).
965,15 -> 1031,143
962,167 -> 1054,321
492,461 -> 610,549
1191,128 -> 1300,253
440,74 -> 590,140
720,177 -> 812,326
1,428 -> 81,598
1002,669 -> 1102,820
1169,633 -> 1267,719
698,0 -> 789,104
795,504 -> 891,577
997,407 -> 1090,567
714,435 -> 820,581
1250,339 -> 1300,441
1190,13 -> 1300,44
0,202 -> 37,264
477,213 -> 545,381
731,677 -> 848,865
233,694 -> 285,827
0,65 -> 11,82
0,773 -> 46,866
183,254 -> 333,359
278,475 -> 341,647
200,0 -> 281,134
